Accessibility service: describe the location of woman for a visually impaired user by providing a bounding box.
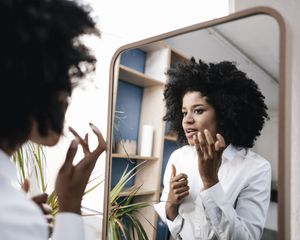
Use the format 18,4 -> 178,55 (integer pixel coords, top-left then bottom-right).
0,0 -> 105,239
155,58 -> 271,239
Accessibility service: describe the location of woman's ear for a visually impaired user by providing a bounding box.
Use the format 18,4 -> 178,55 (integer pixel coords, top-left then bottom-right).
29,120 -> 61,146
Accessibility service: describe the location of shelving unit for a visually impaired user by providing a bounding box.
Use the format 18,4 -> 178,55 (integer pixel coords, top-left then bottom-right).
118,187 -> 157,197
111,153 -> 158,161
164,134 -> 177,142
119,65 -> 164,87
112,41 -> 188,240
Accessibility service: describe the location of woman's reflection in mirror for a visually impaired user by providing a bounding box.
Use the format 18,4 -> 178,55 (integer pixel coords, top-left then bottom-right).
154,58 -> 270,240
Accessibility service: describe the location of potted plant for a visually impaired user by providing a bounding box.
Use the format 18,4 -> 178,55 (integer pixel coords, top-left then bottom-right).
13,142 -> 154,239
109,162 -> 154,240
12,141 -> 102,218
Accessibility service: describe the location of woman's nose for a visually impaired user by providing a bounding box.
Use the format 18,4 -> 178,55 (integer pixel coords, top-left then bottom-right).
184,112 -> 194,123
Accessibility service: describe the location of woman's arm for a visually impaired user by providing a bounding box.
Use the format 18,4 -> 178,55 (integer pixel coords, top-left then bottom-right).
199,163 -> 271,240
154,152 -> 189,238
193,130 -> 271,239
53,124 -> 106,240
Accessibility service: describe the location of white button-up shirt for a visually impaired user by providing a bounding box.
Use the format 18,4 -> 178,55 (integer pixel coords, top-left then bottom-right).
154,144 -> 271,240
0,149 -> 84,240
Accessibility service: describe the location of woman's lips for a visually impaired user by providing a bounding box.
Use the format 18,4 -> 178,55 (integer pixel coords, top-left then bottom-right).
185,129 -> 198,138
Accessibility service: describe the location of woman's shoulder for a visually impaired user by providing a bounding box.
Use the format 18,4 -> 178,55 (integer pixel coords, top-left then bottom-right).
227,145 -> 271,174
0,183 -> 42,215
245,149 -> 271,172
0,186 -> 48,238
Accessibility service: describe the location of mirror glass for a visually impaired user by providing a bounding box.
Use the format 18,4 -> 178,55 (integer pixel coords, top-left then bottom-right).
107,13 -> 280,239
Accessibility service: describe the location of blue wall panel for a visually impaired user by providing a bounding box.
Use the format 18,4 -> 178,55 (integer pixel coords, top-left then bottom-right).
114,80 -> 143,142
120,49 -> 147,73
111,158 -> 136,188
161,140 -> 179,187
112,80 -> 144,189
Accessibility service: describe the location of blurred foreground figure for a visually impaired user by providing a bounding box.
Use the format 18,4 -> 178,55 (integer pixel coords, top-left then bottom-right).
0,0 -> 105,239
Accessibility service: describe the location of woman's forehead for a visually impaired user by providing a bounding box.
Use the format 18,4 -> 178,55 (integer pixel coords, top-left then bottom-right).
182,91 -> 208,104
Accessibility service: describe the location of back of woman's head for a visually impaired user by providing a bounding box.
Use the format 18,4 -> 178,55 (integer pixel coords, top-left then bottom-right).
0,0 -> 99,149
163,58 -> 269,148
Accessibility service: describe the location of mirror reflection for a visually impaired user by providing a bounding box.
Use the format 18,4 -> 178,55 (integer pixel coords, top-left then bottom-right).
109,14 -> 279,240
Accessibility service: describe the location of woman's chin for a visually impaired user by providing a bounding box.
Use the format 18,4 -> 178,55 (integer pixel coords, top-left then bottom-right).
42,135 -> 60,146
30,132 -> 61,146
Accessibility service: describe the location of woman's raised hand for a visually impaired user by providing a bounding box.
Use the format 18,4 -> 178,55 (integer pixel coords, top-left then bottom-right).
55,123 -> 106,214
166,164 -> 189,221
193,129 -> 226,190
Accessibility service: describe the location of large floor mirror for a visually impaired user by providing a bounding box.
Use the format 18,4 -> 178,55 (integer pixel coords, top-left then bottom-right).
104,7 -> 286,240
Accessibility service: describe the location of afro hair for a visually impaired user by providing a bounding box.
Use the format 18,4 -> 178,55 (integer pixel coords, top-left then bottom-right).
163,58 -> 269,148
0,0 -> 99,149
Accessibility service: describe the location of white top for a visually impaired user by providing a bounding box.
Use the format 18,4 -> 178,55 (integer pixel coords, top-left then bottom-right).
0,149 -> 84,240
154,144 -> 271,240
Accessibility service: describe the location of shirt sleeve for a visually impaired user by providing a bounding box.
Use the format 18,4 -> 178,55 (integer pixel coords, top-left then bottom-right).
52,213 -> 85,240
197,162 -> 271,240
153,151 -> 184,239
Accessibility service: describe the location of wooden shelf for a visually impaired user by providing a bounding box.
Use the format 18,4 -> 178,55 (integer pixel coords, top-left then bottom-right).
112,153 -> 158,161
164,135 -> 177,141
171,48 -> 189,65
119,65 -> 164,87
119,186 -> 157,197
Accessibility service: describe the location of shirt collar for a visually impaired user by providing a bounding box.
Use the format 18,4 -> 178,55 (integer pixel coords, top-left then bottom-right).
0,149 -> 18,184
222,144 -> 247,162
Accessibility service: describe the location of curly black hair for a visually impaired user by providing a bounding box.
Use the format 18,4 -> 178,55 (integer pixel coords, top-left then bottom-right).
0,0 -> 99,149
163,58 -> 269,148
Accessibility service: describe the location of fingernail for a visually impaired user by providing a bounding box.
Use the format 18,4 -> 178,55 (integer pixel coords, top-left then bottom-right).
89,122 -> 99,132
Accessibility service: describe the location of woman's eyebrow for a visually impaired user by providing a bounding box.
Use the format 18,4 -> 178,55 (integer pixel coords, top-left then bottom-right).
193,104 -> 205,107
182,104 -> 205,109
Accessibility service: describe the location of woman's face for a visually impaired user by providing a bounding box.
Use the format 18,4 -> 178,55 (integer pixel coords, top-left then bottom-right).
29,121 -> 61,146
29,92 -> 69,147
182,91 -> 218,145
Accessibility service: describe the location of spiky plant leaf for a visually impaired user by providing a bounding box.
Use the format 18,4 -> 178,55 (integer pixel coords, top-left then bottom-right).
108,161 -> 153,240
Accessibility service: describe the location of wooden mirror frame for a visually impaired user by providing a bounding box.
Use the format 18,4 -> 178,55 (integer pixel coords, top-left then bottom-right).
103,6 -> 287,240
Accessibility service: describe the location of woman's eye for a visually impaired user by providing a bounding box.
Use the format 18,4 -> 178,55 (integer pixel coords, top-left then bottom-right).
195,109 -> 204,114
182,112 -> 187,116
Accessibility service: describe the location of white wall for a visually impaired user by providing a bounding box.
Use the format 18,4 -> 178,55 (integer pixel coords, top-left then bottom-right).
231,1 -> 300,239
165,21 -> 279,111
254,111 -> 278,183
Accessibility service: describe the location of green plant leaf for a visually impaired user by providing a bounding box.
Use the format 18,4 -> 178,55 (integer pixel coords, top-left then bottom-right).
108,161 -> 154,240
12,141 -> 103,218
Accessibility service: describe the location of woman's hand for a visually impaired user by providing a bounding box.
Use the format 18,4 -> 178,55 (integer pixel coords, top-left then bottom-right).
193,129 -> 226,190
55,123 -> 106,214
31,193 -> 54,235
166,164 -> 189,221
22,179 -> 53,234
